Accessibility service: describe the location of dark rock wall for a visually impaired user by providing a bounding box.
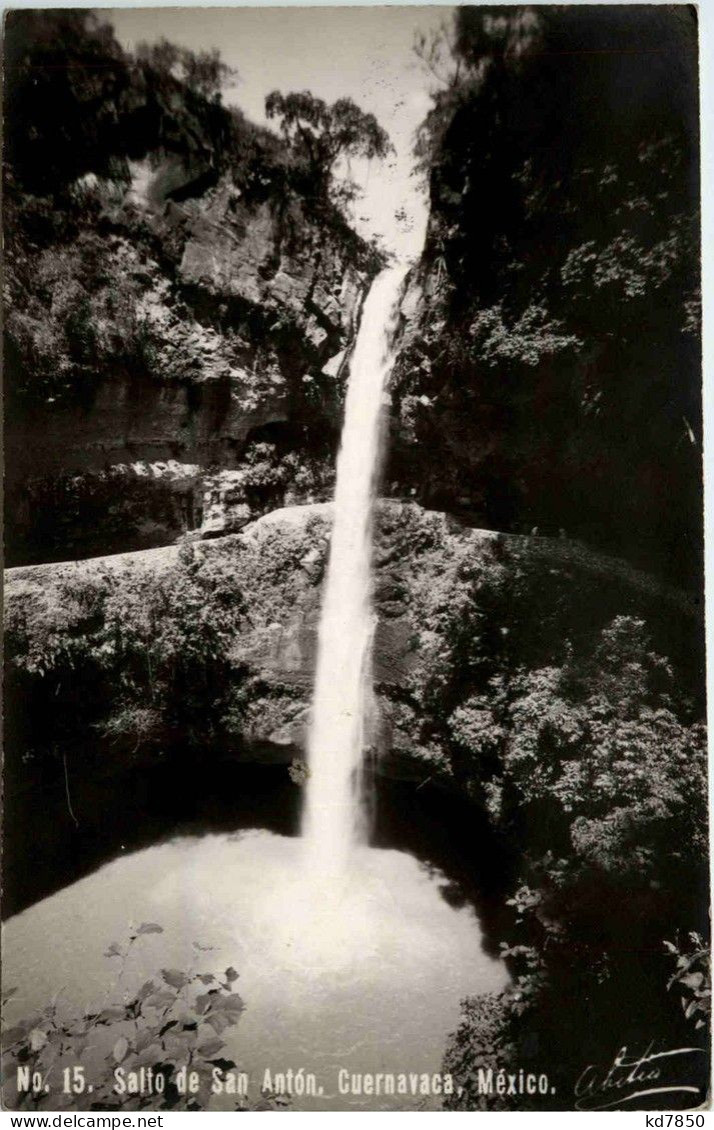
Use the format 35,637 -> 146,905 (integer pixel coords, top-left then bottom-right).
4,11 -> 377,565
388,6 -> 701,591
5,174 -> 373,563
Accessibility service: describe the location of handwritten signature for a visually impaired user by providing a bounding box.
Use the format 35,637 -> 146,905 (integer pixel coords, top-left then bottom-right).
574,1042 -> 706,1111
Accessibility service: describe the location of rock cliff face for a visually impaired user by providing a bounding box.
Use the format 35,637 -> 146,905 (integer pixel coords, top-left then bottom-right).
4,11 -> 378,565
4,7 -> 703,801
388,6 -> 701,591
6,502 -> 700,785
6,172 -> 373,563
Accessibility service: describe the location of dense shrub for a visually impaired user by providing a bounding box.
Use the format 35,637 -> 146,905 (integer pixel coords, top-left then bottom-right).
435,604 -> 708,1106
4,516 -> 331,763
5,541 -> 247,755
1,926 -> 285,1111
394,5 -> 701,588
369,506 -> 709,1107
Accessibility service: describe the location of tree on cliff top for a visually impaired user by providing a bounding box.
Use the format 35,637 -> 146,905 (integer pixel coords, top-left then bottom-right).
3,11 -> 241,194
265,90 -> 392,206
136,37 -> 238,104
3,10 -> 130,193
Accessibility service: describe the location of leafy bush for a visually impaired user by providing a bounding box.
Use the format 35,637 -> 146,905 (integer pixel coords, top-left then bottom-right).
442,992 -> 517,1111
369,510 -> 708,1106
4,511 -> 334,764
500,617 -> 707,874
1,926 -> 285,1111
5,541 -> 249,755
665,933 -> 711,1032
396,5 -> 701,587
438,611 -> 708,1106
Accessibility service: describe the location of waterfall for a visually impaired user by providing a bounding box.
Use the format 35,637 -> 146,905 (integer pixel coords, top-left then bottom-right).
302,264 -> 408,877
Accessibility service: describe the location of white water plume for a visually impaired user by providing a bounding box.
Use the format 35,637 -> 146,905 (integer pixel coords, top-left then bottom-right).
302,264 -> 409,878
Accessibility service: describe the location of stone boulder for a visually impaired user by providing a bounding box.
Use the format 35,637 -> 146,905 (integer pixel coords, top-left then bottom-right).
5,501 -> 698,786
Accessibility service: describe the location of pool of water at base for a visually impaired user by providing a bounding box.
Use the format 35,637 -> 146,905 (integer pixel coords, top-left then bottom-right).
2,827 -> 509,1111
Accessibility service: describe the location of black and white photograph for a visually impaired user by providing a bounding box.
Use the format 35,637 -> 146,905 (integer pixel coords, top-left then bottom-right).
1,2 -> 709,1115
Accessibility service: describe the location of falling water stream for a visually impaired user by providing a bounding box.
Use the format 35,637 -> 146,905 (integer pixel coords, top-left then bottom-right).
302,264 -> 409,876
2,264 -> 508,1111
